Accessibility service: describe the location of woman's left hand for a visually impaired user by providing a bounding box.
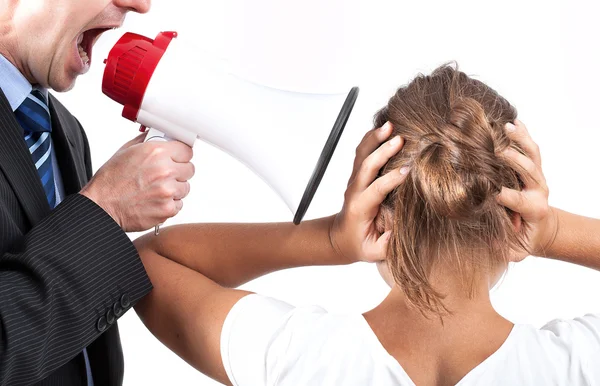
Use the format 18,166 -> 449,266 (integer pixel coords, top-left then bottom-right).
497,120 -> 557,261
330,122 -> 408,264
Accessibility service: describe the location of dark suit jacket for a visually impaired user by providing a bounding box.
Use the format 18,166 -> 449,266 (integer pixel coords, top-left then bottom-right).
0,89 -> 153,385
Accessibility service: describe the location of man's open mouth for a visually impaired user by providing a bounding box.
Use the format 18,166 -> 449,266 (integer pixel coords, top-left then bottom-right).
77,27 -> 113,66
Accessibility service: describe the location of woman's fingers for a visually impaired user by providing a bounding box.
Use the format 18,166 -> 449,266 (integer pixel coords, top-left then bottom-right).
506,120 -> 542,167
497,120 -> 554,259
330,122 -> 406,265
364,230 -> 392,263
357,166 -> 410,217
349,122 -> 394,184
353,135 -> 405,192
496,187 -> 528,214
502,148 -> 547,191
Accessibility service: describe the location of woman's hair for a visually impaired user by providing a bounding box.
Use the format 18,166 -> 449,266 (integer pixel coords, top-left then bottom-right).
374,63 -> 529,316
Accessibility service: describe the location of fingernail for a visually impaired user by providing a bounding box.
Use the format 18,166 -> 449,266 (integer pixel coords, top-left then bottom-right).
506,123 -> 516,132
502,148 -> 515,157
390,136 -> 401,146
399,166 -> 410,175
380,121 -> 392,132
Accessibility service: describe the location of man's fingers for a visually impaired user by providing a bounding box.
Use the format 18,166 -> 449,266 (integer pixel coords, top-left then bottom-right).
173,182 -> 191,200
357,166 -> 410,216
174,199 -> 184,213
164,141 -> 194,163
173,162 -> 196,182
350,122 -> 394,183
505,120 -> 542,167
143,141 -> 194,163
354,135 -> 405,192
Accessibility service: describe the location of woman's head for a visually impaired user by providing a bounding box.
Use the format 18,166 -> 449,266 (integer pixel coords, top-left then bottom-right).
375,64 -> 529,315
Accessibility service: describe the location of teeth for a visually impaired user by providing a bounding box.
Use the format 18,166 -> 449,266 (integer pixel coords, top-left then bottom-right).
77,34 -> 84,45
78,44 -> 89,65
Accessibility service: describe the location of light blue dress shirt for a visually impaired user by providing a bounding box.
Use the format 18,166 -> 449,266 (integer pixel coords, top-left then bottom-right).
0,54 -> 94,386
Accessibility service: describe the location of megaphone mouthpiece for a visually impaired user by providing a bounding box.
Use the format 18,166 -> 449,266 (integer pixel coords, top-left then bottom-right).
102,31 -> 178,122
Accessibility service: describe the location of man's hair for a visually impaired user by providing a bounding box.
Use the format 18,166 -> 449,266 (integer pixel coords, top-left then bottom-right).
374,63 -> 529,316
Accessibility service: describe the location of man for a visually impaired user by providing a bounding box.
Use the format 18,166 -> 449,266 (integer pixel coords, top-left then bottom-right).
0,0 -> 195,384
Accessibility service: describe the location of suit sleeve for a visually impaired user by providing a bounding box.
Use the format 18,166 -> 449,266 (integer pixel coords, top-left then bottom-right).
0,126 -> 153,385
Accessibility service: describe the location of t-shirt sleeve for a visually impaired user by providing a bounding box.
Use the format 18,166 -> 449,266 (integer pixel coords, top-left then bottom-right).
541,314 -> 600,382
221,294 -> 327,386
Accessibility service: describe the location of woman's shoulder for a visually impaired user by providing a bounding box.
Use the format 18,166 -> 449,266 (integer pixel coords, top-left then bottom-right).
222,294 -> 409,386
226,294 -> 377,346
537,313 -> 600,342
512,315 -> 600,376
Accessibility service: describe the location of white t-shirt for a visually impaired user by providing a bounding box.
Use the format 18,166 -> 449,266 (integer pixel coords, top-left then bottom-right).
221,294 -> 600,385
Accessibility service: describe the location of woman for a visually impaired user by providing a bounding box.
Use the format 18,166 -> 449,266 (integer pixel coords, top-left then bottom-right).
133,64 -> 600,385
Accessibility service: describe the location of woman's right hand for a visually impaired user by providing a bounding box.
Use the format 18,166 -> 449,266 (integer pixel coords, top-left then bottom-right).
497,120 -> 558,261
329,122 -> 407,264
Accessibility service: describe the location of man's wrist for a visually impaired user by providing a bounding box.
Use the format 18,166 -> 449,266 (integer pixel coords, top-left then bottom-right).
79,187 -> 122,230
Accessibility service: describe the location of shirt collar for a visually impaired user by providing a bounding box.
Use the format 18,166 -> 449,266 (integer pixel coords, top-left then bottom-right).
0,54 -> 49,112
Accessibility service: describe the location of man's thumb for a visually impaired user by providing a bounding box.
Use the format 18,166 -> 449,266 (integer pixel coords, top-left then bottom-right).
120,133 -> 147,150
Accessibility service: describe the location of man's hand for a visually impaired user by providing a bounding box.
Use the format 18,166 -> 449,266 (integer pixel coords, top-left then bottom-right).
497,120 -> 558,261
81,134 -> 195,232
330,122 -> 408,264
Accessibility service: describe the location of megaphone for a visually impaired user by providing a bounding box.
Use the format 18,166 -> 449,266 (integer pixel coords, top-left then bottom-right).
101,31 -> 358,225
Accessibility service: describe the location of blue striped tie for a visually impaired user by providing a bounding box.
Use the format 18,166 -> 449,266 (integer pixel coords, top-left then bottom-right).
15,90 -> 56,208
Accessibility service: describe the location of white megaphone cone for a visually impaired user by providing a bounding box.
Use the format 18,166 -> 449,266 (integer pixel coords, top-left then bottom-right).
102,31 -> 358,226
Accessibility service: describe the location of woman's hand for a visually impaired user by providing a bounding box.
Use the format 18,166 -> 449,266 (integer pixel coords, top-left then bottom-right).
497,120 -> 559,261
329,122 -> 408,264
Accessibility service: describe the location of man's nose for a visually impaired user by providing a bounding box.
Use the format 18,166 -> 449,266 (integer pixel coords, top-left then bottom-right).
113,0 -> 151,14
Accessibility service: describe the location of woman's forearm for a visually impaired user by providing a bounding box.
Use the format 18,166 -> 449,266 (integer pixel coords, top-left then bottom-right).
135,215 -> 349,288
543,208 -> 600,270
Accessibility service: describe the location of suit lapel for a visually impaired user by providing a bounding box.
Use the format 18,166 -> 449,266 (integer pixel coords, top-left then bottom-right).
0,89 -> 50,226
48,95 -> 87,193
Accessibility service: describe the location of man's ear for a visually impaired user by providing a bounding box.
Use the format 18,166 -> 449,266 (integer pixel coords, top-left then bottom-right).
511,211 -> 522,232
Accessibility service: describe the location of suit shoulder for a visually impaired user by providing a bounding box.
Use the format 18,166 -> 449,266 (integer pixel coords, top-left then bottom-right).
48,93 -> 85,131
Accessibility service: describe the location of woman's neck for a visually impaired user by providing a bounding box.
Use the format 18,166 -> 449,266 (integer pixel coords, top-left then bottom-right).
363,272 -> 513,386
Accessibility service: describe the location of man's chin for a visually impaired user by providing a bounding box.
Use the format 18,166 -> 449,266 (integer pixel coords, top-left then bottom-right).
49,73 -> 78,93
60,81 -> 77,93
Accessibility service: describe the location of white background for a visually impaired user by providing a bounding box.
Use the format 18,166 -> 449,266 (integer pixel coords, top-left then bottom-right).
56,0 -> 600,384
